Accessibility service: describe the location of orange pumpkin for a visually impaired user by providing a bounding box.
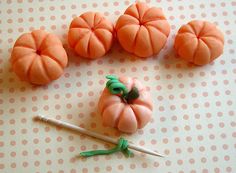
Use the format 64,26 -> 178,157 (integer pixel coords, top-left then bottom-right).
98,75 -> 153,133
11,30 -> 68,85
115,2 -> 170,57
174,20 -> 224,65
68,12 -> 114,59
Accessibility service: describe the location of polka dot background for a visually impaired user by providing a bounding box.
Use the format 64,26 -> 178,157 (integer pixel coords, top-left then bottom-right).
0,0 -> 236,172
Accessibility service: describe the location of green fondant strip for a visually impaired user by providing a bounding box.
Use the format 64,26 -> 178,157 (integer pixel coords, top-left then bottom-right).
80,138 -> 133,157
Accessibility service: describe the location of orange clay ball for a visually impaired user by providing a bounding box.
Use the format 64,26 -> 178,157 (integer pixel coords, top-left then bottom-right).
115,2 -> 170,57
11,30 -> 68,85
68,12 -> 114,59
174,20 -> 224,65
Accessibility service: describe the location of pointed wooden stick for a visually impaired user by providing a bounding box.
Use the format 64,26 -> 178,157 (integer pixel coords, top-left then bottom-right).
34,115 -> 164,157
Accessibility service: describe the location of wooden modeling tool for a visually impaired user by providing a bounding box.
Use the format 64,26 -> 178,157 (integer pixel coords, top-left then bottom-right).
34,115 -> 164,157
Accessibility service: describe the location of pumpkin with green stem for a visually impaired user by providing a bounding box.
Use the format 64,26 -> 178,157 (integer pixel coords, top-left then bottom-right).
98,75 -> 153,133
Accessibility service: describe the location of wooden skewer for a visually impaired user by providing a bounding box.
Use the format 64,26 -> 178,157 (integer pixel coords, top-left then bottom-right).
34,115 -> 164,157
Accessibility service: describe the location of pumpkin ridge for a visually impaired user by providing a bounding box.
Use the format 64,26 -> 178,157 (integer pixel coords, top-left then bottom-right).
11,53 -> 33,66
192,38 -> 200,63
30,32 -> 39,50
41,54 -> 64,70
80,15 -> 93,29
125,3 -> 139,19
70,24 -> 90,29
129,105 -> 141,128
142,8 -> 165,24
177,36 -> 196,55
101,101 -> 122,116
94,13 -> 103,28
201,26 -> 218,37
199,22 -> 216,38
199,39 -> 212,61
92,12 -> 96,28
132,99 -> 152,111
100,101 -> 121,116
32,32 -> 48,50
145,21 -> 170,37
132,102 -> 152,110
200,36 -> 224,45
71,16 -> 90,29
37,57 -> 51,81
174,33 -> 196,51
11,47 -> 35,65
41,57 -> 53,81
142,17 -> 166,23
145,20 -> 169,37
95,28 -> 113,35
114,104 -> 126,128
14,33 -> 36,49
140,6 -> 149,22
40,44 -> 64,53
178,25 -> 195,35
146,27 -> 155,54
175,32 -> 195,38
135,25 -> 154,56
203,24 -> 222,36
70,29 -> 90,49
40,34 -> 62,52
12,54 -> 35,80
96,21 -> 112,32
40,45 -> 66,65
93,31 -> 108,51
73,33 -> 90,58
116,105 -> 132,129
178,30 -> 194,35
137,3 -> 150,21
116,15 -> 140,30
90,12 -> 96,29
188,22 -> 201,36
87,33 -> 92,57
132,26 -> 141,52
27,54 -> 38,82
146,25 -> 167,39
116,23 -> 139,34
197,21 -> 208,38
14,45 -> 36,51
134,3 -> 141,20
96,26 -> 113,33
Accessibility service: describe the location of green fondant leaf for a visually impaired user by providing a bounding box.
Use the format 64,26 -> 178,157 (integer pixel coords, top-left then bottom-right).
127,87 -> 139,101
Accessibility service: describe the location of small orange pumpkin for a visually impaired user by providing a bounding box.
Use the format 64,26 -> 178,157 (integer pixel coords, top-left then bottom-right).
174,20 -> 224,65
68,12 -> 114,59
98,75 -> 153,133
11,30 -> 68,85
115,2 -> 170,57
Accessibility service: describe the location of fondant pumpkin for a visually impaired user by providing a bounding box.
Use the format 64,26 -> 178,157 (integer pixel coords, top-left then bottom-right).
68,12 -> 114,59
98,75 -> 153,133
174,20 -> 224,65
11,30 -> 68,85
115,2 -> 170,57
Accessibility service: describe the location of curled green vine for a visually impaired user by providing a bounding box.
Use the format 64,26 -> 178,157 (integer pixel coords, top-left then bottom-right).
106,75 -> 128,97
105,75 -> 139,103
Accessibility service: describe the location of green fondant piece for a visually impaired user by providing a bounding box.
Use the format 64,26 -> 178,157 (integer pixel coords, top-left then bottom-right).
80,138 -> 133,157
105,75 -> 140,102
126,87 -> 140,102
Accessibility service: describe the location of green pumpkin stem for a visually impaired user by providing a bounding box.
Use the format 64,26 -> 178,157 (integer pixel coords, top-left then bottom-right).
105,75 -> 139,102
